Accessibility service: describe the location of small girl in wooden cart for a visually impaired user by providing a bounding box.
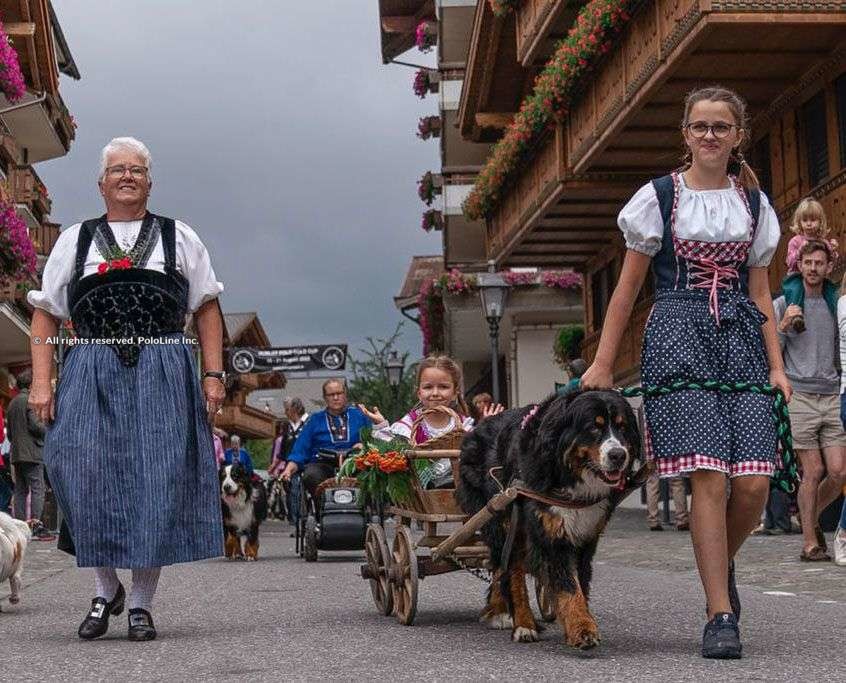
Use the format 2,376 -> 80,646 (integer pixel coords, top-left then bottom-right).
359,354 -> 501,487
781,197 -> 838,332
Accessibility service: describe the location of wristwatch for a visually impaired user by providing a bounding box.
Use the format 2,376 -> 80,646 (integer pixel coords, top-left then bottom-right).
203,371 -> 227,383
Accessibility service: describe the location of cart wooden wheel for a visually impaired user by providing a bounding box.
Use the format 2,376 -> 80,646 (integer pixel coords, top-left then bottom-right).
390,525 -> 418,625
535,574 -> 556,623
365,524 -> 393,616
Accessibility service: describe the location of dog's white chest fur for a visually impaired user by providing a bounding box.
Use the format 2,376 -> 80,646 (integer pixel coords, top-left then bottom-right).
224,492 -> 254,533
549,480 -> 611,545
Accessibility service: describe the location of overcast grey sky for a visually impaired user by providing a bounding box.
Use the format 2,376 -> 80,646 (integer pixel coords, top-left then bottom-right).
40,1 -> 440,359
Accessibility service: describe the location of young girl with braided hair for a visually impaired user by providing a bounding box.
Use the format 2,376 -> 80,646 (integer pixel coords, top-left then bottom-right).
360,355 -> 501,487
581,86 -> 790,659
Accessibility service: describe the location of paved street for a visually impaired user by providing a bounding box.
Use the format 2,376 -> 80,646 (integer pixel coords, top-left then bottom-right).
2,509 -> 844,682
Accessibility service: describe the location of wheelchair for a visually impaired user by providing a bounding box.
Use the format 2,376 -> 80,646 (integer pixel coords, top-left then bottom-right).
294,449 -> 374,562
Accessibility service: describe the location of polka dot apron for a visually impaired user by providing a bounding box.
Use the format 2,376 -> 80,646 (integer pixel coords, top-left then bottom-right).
641,173 -> 776,478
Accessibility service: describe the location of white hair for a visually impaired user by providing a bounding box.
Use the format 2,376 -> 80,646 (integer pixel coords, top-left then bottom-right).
99,137 -> 152,181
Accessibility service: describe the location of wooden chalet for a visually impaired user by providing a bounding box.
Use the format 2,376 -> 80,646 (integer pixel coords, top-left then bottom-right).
380,1 -> 587,404
0,0 -> 79,405
461,1 -> 846,384
215,312 -> 286,440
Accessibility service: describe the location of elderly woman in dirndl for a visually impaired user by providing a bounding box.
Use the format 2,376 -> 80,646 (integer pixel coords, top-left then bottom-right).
27,137 -> 226,642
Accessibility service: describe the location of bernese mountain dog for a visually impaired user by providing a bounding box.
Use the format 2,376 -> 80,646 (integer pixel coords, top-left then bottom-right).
220,464 -> 268,561
457,390 -> 642,650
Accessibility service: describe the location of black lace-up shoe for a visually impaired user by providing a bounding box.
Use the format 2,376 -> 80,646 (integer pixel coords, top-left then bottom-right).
128,608 -> 157,641
728,560 -> 741,622
78,583 -> 125,640
702,612 -> 742,659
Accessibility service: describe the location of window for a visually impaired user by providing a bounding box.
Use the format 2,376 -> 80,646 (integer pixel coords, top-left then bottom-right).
749,135 -> 772,198
836,73 -> 846,169
801,92 -> 829,188
590,261 -> 615,329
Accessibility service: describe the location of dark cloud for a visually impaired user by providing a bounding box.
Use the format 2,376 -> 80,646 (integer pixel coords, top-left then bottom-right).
40,0 -> 440,358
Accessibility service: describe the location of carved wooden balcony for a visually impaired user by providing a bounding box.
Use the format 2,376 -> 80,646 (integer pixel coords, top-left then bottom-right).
489,0 -> 846,270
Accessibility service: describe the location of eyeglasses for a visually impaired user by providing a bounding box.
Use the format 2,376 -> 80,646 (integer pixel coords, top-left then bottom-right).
105,165 -> 149,179
684,122 -> 739,139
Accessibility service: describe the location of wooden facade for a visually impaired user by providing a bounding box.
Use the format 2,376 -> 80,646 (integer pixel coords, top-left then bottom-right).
461,0 -> 846,384
0,1 -> 78,407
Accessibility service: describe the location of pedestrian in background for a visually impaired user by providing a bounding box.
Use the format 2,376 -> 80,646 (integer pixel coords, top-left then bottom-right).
775,240 -> 846,562
0,424 -> 12,514
645,473 -> 689,531
470,392 -> 493,421
833,271 -> 846,566
6,370 -> 54,541
781,198 -> 839,333
224,434 -> 254,477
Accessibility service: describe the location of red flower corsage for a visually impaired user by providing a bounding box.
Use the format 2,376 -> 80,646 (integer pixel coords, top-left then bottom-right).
98,256 -> 133,275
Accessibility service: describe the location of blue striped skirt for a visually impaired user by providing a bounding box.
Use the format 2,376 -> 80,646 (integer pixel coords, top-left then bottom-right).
44,333 -> 224,568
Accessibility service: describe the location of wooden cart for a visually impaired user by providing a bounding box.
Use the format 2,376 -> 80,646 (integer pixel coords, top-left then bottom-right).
359,447 -> 558,626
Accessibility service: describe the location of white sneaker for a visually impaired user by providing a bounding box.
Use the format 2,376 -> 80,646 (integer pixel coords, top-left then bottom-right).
834,526 -> 846,567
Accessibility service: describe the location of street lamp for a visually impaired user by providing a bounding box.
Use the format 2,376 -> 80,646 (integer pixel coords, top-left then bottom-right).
477,260 -> 509,404
385,351 -> 405,393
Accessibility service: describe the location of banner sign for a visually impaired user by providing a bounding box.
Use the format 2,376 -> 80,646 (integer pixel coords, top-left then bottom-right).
228,345 -> 347,374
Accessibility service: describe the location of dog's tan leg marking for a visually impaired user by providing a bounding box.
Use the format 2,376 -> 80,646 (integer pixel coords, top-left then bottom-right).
537,510 -> 567,540
13,540 -> 21,565
224,532 -> 241,559
555,580 -> 600,650
244,538 -> 259,561
508,562 -> 539,643
480,570 -> 512,629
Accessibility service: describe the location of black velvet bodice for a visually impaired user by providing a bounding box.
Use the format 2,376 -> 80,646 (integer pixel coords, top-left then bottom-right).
67,213 -> 188,367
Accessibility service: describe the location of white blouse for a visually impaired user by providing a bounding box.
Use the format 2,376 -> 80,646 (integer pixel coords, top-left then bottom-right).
618,175 -> 781,267
27,218 -> 223,320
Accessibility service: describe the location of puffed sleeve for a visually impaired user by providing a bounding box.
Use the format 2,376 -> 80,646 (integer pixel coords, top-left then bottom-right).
26,223 -> 81,320
174,220 -> 224,312
747,192 -> 782,267
617,183 -> 664,257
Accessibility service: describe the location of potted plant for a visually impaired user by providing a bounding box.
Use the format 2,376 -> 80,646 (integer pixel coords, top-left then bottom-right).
421,208 -> 443,232
415,20 -> 437,53
416,115 -> 441,140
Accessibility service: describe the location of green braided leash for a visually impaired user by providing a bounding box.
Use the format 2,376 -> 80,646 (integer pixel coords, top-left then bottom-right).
619,380 -> 799,495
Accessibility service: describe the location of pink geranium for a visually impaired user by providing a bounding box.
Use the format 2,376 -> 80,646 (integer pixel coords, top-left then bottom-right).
0,21 -> 26,102
0,201 -> 37,285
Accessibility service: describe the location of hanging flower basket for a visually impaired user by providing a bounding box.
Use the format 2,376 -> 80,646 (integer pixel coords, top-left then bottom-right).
417,115 -> 441,140
0,201 -> 36,286
553,324 -> 586,368
421,208 -> 443,232
0,22 -> 26,102
418,171 -> 442,205
413,69 -> 430,98
415,20 -> 437,53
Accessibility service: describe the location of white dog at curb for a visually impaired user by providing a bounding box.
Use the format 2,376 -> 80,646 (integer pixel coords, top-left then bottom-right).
0,511 -> 32,610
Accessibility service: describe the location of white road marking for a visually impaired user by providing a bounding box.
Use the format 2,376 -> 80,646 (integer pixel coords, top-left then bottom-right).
762,591 -> 796,597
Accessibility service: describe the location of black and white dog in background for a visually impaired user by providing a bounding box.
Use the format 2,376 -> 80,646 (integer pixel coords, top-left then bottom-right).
220,464 -> 268,561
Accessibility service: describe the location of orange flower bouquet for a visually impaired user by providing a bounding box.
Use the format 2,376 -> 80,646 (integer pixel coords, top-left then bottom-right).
338,437 -> 426,508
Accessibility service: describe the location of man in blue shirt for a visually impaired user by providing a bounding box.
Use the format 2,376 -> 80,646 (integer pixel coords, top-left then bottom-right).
281,379 -> 370,499
223,434 -> 255,477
